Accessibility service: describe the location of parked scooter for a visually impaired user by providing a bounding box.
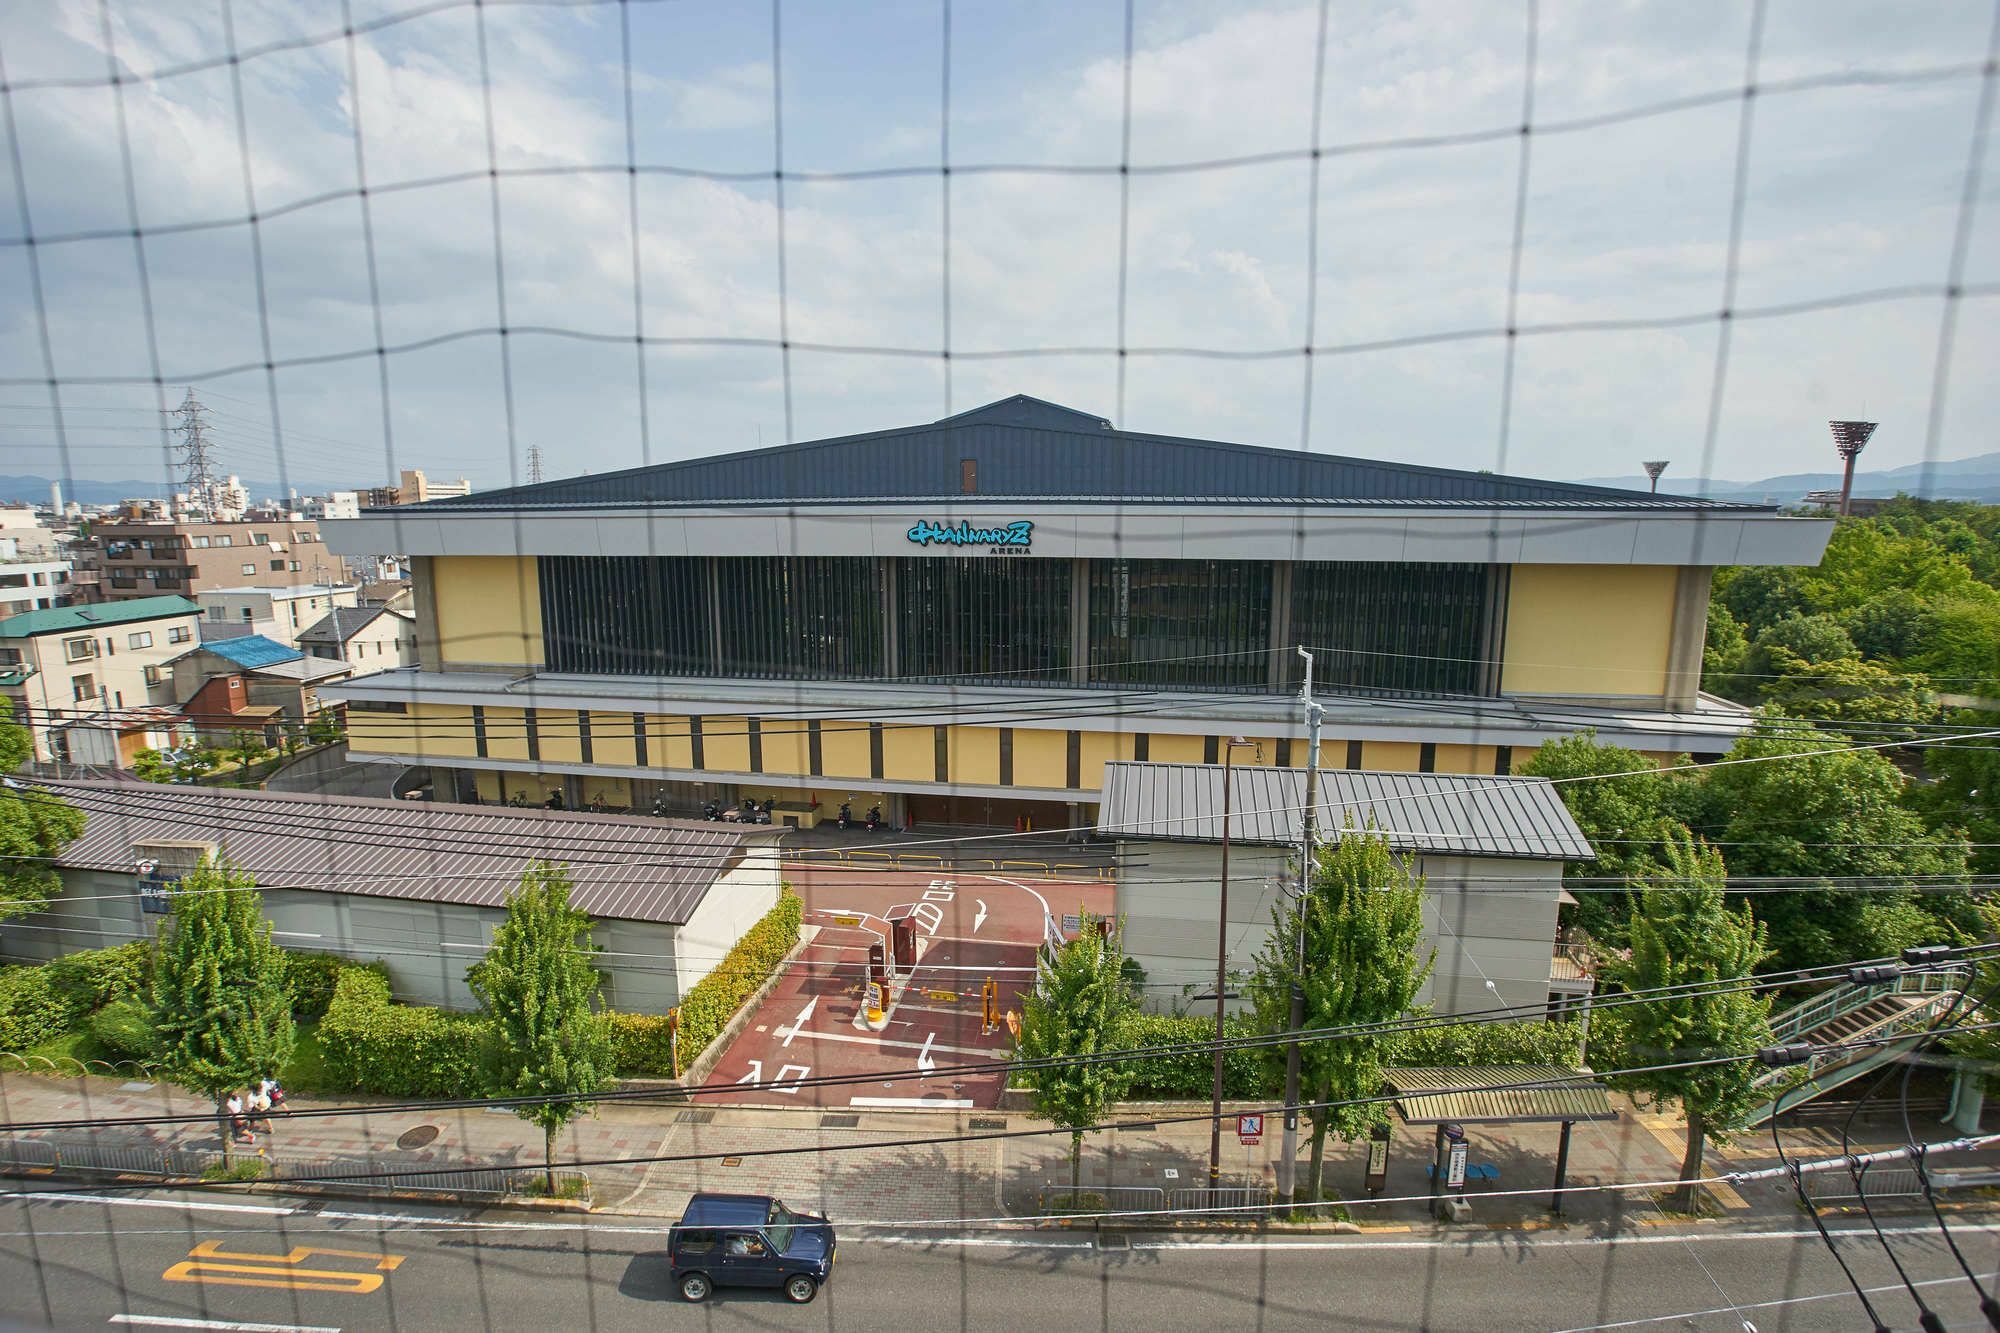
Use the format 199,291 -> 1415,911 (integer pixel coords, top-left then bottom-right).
866,804 -> 883,832
652,796 -> 671,818
837,801 -> 854,830
702,800 -> 724,821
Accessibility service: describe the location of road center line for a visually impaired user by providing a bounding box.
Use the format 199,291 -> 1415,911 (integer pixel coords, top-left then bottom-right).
781,1026 -> 1006,1058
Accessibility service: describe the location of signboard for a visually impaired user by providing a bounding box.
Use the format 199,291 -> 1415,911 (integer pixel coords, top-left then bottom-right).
830,914 -> 863,928
1365,1130 -> 1390,1192
906,519 -> 1033,554
135,863 -> 173,915
1446,1141 -> 1469,1191
1062,913 -> 1082,936
1237,1113 -> 1264,1145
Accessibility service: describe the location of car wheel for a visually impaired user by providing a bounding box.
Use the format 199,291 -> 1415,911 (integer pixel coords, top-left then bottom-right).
784,1274 -> 818,1304
680,1272 -> 712,1303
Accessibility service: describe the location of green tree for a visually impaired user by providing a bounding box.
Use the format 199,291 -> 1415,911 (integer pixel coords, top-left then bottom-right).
466,862 -> 612,1191
1756,656 -> 1934,741
0,699 -> 86,922
1603,831 -> 1771,1213
1702,599 -> 1747,695
147,859 -> 295,1154
222,729 -> 270,771
1914,708 -> 2000,877
1520,732 -> 1692,947
1015,909 -> 1138,1200
1246,830 -> 1431,1201
1688,732 -> 1972,973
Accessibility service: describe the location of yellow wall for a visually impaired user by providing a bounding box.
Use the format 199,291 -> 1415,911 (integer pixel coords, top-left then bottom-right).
950,726 -> 1001,785
1077,731 -> 1134,792
645,714 -> 695,771
1502,564 -> 1677,698
1362,740 -> 1421,772
1149,733 -> 1208,765
588,710 -> 639,769
433,556 -> 543,668
1013,728 -> 1070,787
702,715 -> 752,774
761,719 -> 812,777
537,709 -> 585,765
881,722 -> 934,781
820,720 -> 874,778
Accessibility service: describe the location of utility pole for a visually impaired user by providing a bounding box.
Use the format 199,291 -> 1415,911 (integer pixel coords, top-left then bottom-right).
1277,647 -> 1322,1208
527,444 -> 545,484
170,388 -> 218,518
1208,736 -> 1256,1191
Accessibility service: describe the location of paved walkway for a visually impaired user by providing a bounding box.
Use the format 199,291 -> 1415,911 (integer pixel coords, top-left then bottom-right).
3,1071 -> 1991,1229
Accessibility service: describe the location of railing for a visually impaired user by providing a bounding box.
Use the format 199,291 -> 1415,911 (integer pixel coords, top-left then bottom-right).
1766,965 -> 1970,1046
1033,1184 -> 1275,1218
1799,1167 -> 1925,1202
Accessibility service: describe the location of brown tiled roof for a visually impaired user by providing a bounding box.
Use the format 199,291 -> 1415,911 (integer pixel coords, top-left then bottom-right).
53,781 -> 761,925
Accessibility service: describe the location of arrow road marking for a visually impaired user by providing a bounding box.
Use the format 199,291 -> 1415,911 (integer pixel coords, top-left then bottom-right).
736,1059 -> 764,1085
780,996 -> 818,1047
916,1031 -> 937,1072
972,899 -> 988,932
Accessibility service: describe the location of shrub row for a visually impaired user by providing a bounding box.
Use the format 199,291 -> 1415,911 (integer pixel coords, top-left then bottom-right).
670,889 -> 802,1071
0,943 -> 151,1050
283,952 -> 383,1019
1110,1012 -> 1585,1100
316,967 -> 484,1098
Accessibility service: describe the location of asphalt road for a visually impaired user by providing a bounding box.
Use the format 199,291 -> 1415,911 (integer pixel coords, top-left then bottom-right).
2,1187 -> 1997,1331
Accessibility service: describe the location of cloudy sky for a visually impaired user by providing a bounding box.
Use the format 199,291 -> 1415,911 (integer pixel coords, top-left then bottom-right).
0,0 -> 1994,498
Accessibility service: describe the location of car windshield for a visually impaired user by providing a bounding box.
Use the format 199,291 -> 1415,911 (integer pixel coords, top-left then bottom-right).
765,1199 -> 802,1252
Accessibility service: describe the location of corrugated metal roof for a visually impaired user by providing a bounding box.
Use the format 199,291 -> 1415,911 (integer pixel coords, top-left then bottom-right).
298,605 -> 399,644
1385,1065 -> 1617,1124
53,782 -> 758,926
1095,762 -> 1594,861
414,396 -> 1769,514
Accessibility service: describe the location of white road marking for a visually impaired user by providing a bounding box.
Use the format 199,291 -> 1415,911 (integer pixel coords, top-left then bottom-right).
735,1059 -> 765,1084
779,996 -> 818,1047
972,899 -> 988,932
3,1192 -> 294,1217
916,1031 -> 938,1072
848,1096 -> 976,1109
1548,1270 -> 1999,1333
779,1025 -> 1006,1058
109,1318 -> 340,1332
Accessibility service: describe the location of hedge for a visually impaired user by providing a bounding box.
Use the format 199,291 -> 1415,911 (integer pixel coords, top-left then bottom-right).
673,888 -> 802,1071
605,1011 -> 675,1077
316,968 -> 484,1098
1117,1014 -> 1268,1099
0,943 -> 152,1051
1108,1012 -> 1585,1100
283,952 -> 385,1019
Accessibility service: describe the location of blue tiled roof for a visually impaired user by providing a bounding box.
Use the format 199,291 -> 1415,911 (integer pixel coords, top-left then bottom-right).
199,635 -> 303,669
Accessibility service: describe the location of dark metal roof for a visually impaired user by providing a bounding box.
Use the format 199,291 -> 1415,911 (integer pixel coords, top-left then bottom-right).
1096,762 -> 1594,860
1384,1065 -> 1618,1125
53,782 -> 760,926
416,395 -> 1769,513
298,604 -> 403,645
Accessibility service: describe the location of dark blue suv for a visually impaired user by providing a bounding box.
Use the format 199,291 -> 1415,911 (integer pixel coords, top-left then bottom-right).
670,1193 -> 835,1304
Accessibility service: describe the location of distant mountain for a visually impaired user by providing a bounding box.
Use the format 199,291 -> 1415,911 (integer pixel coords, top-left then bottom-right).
1573,451 -> 2000,504
0,474 -> 348,507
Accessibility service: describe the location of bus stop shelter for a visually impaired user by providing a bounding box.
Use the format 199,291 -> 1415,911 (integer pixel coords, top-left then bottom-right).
1383,1065 -> 1618,1215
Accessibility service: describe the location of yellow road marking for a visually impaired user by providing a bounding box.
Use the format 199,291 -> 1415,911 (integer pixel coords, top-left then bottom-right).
163,1240 -> 404,1294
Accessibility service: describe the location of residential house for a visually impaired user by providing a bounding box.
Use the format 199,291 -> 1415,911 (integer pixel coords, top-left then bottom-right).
197,585 -> 359,648
171,634 -> 352,746
298,604 -> 417,675
0,596 -> 200,763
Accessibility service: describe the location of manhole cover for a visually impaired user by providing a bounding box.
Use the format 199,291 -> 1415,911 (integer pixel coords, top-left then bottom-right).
396,1125 -> 440,1150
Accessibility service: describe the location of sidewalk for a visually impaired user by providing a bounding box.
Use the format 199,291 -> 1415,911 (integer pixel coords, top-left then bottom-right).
3,1070 -> 1991,1230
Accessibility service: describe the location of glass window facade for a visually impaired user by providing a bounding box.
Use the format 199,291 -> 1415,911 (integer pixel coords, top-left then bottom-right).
896,558 -> 1070,684
540,556 -> 713,676
1289,561 -> 1492,695
716,557 -> 885,679
1087,559 -> 1271,689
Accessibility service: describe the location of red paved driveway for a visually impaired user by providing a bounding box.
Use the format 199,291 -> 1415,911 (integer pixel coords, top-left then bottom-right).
698,867 -> 1112,1108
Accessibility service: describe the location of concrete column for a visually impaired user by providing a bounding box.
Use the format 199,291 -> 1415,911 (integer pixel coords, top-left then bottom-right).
1663,566 -> 1711,709
1267,561 -> 1293,691
410,555 -> 443,671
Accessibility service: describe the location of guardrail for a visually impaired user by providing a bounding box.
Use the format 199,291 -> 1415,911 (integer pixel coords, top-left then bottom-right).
1799,1167 -> 1925,1201
1033,1183 -> 1276,1218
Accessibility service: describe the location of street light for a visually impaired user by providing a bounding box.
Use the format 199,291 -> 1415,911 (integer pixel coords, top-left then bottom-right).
1210,735 -> 1259,1191
1829,420 -> 1877,517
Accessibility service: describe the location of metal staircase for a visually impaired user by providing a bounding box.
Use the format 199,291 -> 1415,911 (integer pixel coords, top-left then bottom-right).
1745,964 -> 1970,1126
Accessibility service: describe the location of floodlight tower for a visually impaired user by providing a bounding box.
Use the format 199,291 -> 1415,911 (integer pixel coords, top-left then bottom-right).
1829,421 -> 1877,516
1641,461 -> 1668,493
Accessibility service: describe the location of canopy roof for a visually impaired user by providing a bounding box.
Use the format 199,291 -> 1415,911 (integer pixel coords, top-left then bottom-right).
1384,1065 -> 1617,1125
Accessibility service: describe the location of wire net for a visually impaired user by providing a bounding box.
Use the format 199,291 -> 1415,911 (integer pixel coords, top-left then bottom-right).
1,0 -> 1999,1329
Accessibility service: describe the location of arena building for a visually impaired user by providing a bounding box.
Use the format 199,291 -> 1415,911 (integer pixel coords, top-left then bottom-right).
318,395 -> 1831,830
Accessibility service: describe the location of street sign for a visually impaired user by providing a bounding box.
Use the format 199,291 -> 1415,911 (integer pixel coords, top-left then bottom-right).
1365,1129 -> 1390,1192
1446,1141 -> 1469,1190
831,914 -> 863,928
1237,1113 -> 1264,1145
1062,913 -> 1082,935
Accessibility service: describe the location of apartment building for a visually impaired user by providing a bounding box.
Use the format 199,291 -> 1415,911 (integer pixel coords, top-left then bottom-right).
196,585 -> 360,648
73,517 -> 343,604
0,596 -> 200,763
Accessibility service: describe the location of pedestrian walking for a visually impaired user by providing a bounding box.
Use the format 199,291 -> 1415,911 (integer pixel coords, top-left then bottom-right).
247,1084 -> 273,1134
224,1091 -> 253,1145
259,1076 -> 287,1115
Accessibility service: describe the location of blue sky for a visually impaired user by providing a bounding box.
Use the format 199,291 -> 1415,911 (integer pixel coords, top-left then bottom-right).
0,0 -> 1995,497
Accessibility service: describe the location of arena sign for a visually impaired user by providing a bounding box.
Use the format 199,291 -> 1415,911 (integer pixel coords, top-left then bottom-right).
905,519 -> 1034,553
